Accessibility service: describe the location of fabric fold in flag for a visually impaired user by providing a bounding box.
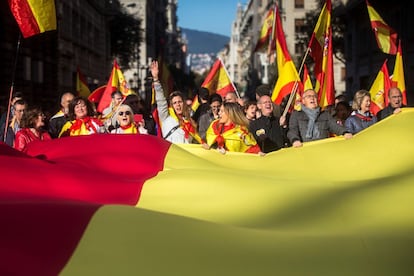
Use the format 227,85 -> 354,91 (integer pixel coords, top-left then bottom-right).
271,5 -> 302,105
391,41 -> 407,105
1,109 -> 414,275
254,6 -> 275,53
369,59 -> 390,115
96,60 -> 136,113
366,0 -> 398,55
8,0 -> 57,38
201,59 -> 235,98
76,67 -> 91,97
307,0 -> 334,108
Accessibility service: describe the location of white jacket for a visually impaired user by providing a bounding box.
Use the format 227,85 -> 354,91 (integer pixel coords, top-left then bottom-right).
154,82 -> 190,144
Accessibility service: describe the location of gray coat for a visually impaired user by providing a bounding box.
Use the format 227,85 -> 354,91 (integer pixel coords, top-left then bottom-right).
287,110 -> 348,143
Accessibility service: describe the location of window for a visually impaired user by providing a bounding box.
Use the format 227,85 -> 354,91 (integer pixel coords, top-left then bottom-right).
341,67 -> 346,81
295,0 -> 304,9
295,19 -> 306,33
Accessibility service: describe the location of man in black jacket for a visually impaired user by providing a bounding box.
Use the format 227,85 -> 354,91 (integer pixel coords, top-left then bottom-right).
249,95 -> 286,153
377,87 -> 405,121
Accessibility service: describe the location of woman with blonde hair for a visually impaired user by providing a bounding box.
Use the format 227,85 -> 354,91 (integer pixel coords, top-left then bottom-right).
110,104 -> 147,134
345,89 -> 377,134
203,102 -> 262,154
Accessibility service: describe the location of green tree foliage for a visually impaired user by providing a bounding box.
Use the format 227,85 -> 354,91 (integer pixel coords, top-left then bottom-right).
109,5 -> 142,69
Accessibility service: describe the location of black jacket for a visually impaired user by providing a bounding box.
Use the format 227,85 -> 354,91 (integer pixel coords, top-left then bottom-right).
249,115 -> 285,153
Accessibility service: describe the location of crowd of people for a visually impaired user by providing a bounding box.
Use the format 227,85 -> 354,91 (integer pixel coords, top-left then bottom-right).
0,60 -> 406,155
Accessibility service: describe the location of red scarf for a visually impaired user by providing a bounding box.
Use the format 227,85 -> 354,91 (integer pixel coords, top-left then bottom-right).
177,115 -> 196,140
212,121 -> 236,149
70,117 -> 102,133
355,112 -> 374,122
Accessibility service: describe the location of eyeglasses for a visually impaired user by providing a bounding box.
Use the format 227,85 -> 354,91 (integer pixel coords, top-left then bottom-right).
303,94 -> 317,99
118,111 -> 131,116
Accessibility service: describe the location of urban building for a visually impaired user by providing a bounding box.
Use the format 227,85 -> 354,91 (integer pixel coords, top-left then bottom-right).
121,0 -> 187,99
225,0 -> 346,99
0,0 -> 114,114
343,0 -> 413,104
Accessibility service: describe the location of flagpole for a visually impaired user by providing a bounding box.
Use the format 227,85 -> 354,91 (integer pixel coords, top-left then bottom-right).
218,57 -> 240,98
3,33 -> 22,143
281,47 -> 311,117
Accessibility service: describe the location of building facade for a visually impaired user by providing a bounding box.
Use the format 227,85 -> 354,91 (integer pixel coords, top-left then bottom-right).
225,0 -> 346,99
121,0 -> 186,98
343,0 -> 413,104
0,0 -> 113,114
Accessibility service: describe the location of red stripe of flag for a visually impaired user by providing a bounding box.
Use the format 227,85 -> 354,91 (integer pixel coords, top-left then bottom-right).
8,0 -> 40,38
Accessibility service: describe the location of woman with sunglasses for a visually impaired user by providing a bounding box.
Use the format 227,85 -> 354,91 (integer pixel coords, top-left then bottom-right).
150,60 -> 201,144
14,107 -> 51,152
111,104 -> 147,134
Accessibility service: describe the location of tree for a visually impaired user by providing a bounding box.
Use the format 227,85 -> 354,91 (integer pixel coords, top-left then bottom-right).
109,4 -> 142,69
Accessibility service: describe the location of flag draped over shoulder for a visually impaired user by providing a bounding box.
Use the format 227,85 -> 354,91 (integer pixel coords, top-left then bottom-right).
366,0 -> 398,55
8,0 -> 57,38
308,0 -> 334,108
201,59 -> 235,98
271,5 -> 302,105
391,41 -> 407,105
254,7 -> 275,53
96,60 -> 135,113
76,67 -> 91,97
369,60 -> 390,115
1,109 -> 414,275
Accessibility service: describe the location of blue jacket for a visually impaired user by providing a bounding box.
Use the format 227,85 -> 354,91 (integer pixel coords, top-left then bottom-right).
345,111 -> 377,134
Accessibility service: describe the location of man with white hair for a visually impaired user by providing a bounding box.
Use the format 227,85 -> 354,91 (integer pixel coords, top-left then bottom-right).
287,89 -> 352,148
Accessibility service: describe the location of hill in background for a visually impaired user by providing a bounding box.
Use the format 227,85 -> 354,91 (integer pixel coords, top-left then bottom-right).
181,28 -> 230,54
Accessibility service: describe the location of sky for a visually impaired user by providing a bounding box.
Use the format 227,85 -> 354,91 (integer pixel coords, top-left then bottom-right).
177,0 -> 246,37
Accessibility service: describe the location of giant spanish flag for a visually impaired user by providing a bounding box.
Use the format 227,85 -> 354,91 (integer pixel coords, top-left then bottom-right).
201,59 -> 235,98
366,0 -> 398,55
308,0 -> 334,108
369,60 -> 390,115
96,60 -> 135,113
271,5 -> 302,105
8,0 -> 56,38
391,41 -> 407,105
1,108 -> 414,274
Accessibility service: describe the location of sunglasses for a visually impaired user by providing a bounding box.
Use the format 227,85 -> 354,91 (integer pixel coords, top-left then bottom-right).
118,111 -> 131,116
